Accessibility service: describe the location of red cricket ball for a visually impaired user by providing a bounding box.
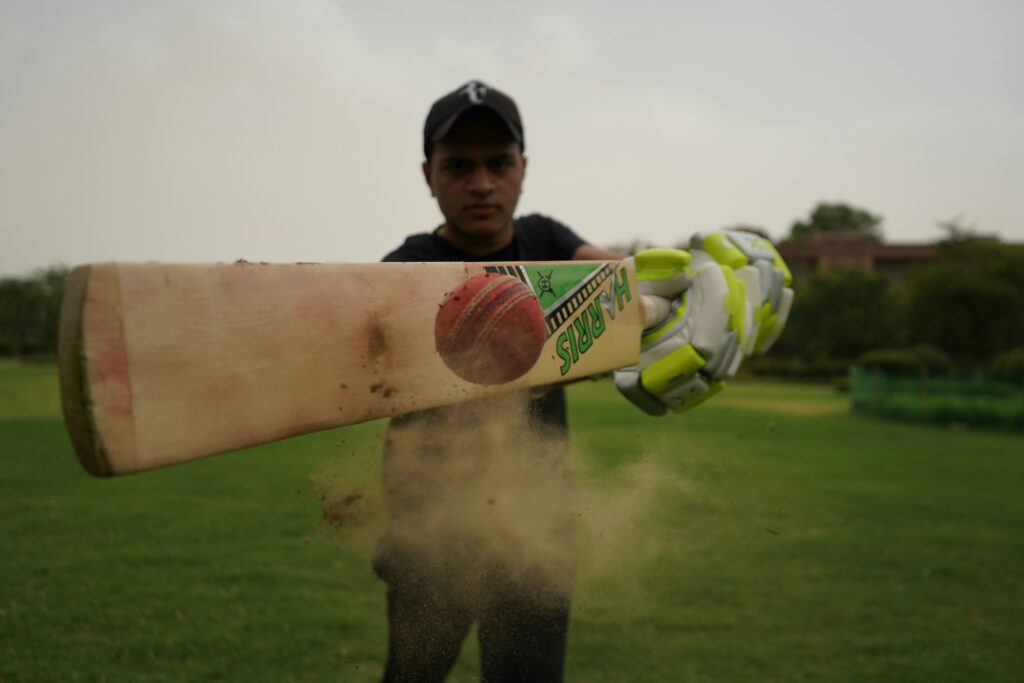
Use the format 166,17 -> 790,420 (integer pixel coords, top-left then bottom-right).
434,273 -> 547,385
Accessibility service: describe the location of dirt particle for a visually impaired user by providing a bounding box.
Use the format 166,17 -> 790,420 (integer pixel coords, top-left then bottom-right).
370,382 -> 396,398
322,492 -> 366,527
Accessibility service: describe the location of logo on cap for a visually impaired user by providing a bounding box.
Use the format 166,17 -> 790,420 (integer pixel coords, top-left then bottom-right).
461,81 -> 488,104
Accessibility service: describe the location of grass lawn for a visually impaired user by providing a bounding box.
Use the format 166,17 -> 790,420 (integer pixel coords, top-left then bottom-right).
2,361 -> 1022,681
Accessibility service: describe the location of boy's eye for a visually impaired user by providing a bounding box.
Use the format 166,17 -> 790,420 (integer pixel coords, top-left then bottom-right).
489,158 -> 513,171
443,159 -> 472,173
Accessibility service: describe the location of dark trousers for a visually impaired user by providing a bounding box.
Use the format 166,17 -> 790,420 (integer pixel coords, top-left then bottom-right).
378,558 -> 571,683
376,398 -> 575,682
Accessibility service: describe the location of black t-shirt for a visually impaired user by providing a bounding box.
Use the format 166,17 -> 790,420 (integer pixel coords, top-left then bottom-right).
383,213 -> 584,264
383,213 -> 585,430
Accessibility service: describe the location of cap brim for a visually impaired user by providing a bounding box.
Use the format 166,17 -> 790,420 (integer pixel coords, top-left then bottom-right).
430,104 -> 522,144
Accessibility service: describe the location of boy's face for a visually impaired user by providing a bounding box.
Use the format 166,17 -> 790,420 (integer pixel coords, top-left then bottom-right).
423,110 -> 526,248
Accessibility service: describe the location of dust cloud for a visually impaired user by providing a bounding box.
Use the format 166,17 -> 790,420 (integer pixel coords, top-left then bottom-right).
315,390 -> 692,611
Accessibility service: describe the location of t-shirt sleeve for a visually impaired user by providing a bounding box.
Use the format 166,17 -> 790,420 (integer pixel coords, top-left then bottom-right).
547,216 -> 586,258
382,248 -> 412,262
517,214 -> 586,260
382,234 -> 441,262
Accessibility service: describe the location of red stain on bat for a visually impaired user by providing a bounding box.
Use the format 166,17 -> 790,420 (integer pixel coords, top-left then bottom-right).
200,373 -> 245,406
93,332 -> 133,420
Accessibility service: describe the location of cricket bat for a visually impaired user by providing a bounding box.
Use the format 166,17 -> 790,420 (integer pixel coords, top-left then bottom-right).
59,259 -> 656,477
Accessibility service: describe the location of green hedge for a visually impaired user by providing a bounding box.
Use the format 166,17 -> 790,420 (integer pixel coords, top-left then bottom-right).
745,345 -> 954,381
850,366 -> 1024,430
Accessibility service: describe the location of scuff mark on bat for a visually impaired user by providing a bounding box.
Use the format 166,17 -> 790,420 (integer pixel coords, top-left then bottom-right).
367,316 -> 390,361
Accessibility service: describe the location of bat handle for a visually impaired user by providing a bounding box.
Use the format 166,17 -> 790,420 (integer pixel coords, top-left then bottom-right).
640,294 -> 671,329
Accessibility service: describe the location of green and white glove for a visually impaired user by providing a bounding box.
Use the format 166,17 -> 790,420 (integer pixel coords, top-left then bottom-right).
614,231 -> 793,416
691,230 -> 794,356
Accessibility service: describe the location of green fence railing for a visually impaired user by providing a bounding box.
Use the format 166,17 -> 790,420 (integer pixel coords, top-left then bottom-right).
849,367 -> 1024,430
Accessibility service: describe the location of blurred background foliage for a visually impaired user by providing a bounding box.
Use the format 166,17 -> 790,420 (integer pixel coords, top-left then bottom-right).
3,202 -> 1023,379
0,265 -> 69,359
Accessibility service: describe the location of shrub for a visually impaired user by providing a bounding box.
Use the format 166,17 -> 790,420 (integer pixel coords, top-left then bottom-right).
832,375 -> 851,393
911,344 -> 953,373
856,348 -> 922,375
857,346 -> 954,376
744,357 -> 808,378
744,356 -> 849,380
991,347 -> 1024,381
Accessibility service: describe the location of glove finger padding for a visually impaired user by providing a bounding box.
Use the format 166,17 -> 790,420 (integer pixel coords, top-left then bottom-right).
691,229 -> 794,355
634,247 -> 692,297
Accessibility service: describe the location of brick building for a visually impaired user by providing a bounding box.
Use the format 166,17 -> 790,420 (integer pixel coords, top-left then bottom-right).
777,232 -> 937,283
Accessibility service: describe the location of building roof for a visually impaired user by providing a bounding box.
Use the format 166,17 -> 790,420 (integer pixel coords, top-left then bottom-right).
777,233 -> 937,267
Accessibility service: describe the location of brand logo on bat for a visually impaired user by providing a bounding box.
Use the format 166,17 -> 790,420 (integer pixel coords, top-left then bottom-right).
535,271 -> 556,300
552,266 -> 631,375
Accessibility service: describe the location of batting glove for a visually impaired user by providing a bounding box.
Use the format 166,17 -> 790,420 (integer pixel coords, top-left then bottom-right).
614,232 -> 793,416
614,247 -> 746,416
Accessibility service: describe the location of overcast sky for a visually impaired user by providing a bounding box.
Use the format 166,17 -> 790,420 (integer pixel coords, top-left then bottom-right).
2,0 -> 1022,274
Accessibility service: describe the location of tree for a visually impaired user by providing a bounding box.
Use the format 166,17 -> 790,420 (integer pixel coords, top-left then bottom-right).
789,202 -> 883,242
778,269 -> 905,361
935,214 -> 981,244
0,277 -> 43,356
907,241 -> 1024,364
0,265 -> 69,357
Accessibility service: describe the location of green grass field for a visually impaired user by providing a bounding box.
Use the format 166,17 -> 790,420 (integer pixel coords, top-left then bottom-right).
2,360 -> 1022,682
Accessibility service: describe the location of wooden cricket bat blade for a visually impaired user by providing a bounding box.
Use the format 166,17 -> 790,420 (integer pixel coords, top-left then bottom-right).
58,260 -> 645,477
59,264 -> 112,477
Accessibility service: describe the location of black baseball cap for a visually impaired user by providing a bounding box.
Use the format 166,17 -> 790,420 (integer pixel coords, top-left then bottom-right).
423,80 -> 524,159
